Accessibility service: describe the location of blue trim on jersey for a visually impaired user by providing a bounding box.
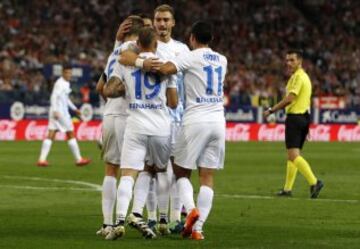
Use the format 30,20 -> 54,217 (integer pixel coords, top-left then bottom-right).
168,72 -> 185,123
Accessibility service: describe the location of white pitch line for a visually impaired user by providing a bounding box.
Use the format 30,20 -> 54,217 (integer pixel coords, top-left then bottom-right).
0,185 -> 99,192
1,175 -> 102,191
2,175 -> 358,204
217,194 -> 359,204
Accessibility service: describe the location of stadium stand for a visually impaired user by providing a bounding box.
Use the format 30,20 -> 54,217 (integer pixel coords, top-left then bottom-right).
0,0 -> 359,108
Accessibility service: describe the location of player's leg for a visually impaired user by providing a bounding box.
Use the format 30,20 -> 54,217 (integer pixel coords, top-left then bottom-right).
97,163 -> 118,236
173,125 -> 205,238
130,165 -> 153,221
168,157 -> 184,234
97,116 -> 121,236
169,123 -> 183,225
155,169 -> 170,235
191,122 -> 225,240
148,135 -> 172,235
61,114 -> 90,166
66,131 -> 91,166
37,129 -> 57,166
105,168 -> 138,240
169,164 -> 181,222
146,177 -> 158,229
191,167 -> 215,240
106,132 -> 155,240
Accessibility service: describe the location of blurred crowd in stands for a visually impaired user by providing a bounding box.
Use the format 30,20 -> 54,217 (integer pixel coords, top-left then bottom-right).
0,0 -> 359,108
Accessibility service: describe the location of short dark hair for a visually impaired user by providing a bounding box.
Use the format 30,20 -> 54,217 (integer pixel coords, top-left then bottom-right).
63,64 -> 72,70
138,27 -> 157,49
191,21 -> 213,45
138,13 -> 151,20
154,4 -> 174,18
126,15 -> 144,36
287,49 -> 304,59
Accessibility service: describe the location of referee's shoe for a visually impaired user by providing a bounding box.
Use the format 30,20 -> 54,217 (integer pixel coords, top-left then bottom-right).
310,180 -> 324,199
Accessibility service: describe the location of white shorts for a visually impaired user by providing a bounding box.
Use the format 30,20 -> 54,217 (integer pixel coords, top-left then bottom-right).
101,115 -> 126,165
48,113 -> 73,133
174,122 -> 225,170
170,122 -> 181,157
121,130 -> 171,171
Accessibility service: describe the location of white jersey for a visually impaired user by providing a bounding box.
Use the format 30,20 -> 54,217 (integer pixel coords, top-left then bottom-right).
103,41 -> 136,117
111,52 -> 176,136
49,77 -> 77,117
171,47 -> 227,126
157,39 -> 189,123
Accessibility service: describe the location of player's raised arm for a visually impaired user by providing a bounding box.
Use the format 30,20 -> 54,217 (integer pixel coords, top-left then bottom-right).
114,18 -> 133,49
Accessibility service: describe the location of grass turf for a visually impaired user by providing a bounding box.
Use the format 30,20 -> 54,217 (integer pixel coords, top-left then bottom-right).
0,141 -> 359,249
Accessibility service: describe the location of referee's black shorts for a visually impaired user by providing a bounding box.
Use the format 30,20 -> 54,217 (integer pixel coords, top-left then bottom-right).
285,113 -> 310,149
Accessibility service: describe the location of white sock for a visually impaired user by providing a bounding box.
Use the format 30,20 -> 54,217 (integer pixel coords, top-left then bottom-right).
115,176 -> 134,223
170,176 -> 182,222
177,177 -> 195,214
67,138 -> 82,161
156,172 -> 169,222
146,178 -> 157,221
102,176 -> 117,225
194,185 -> 214,232
131,172 -> 152,216
39,139 -> 52,161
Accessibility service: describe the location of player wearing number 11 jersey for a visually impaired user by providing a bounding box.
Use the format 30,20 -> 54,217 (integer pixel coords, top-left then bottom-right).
158,21 -> 227,240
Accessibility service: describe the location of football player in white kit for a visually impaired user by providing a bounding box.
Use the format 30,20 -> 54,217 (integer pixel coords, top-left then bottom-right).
158,21 -> 227,240
95,15 -> 144,237
105,27 -> 178,240
119,4 -> 190,234
37,65 -> 91,167
153,4 -> 190,234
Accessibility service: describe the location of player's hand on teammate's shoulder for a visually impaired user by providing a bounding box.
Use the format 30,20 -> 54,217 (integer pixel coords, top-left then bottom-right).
143,58 -> 163,72
116,19 -> 132,42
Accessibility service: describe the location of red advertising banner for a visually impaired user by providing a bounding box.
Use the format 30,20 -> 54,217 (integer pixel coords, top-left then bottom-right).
0,120 -> 359,142
0,120 -> 102,141
226,122 -> 360,142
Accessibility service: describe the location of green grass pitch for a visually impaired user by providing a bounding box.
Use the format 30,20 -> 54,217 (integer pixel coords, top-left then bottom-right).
0,141 -> 359,249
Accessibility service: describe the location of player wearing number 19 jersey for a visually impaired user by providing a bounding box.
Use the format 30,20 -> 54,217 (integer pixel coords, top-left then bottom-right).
105,27 -> 178,240
158,21 -> 227,240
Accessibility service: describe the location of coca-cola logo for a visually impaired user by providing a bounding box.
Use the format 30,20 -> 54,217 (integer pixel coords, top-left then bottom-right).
226,124 -> 250,141
76,122 -> 102,141
337,125 -> 360,141
258,124 -> 285,141
0,120 -> 17,140
25,121 -> 48,140
309,125 -> 330,141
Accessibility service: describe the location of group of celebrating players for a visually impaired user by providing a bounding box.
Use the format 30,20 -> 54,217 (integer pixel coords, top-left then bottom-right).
95,4 -> 227,241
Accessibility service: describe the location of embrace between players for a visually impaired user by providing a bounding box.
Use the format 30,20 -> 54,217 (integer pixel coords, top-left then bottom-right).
96,4 -> 227,241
